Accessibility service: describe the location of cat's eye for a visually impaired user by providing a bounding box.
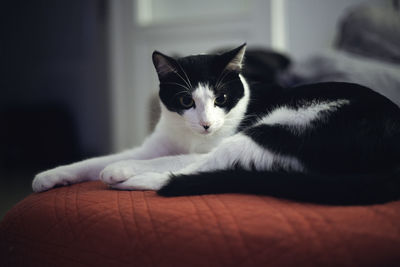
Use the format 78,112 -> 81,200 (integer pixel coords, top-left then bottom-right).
179,96 -> 194,108
214,94 -> 228,106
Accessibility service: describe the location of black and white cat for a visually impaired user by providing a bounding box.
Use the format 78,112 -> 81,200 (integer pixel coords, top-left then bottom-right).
33,44 -> 400,204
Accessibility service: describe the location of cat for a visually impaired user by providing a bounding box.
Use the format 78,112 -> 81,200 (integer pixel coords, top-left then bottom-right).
32,44 -> 400,205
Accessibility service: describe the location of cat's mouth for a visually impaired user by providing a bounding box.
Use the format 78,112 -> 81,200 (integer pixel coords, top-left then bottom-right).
199,125 -> 222,136
187,121 -> 221,136
192,126 -> 214,136
202,129 -> 211,135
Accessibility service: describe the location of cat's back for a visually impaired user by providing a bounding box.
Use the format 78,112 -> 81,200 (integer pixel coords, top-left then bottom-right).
246,81 -> 400,118
242,81 -> 400,173
239,81 -> 400,140
285,82 -> 398,108
284,82 -> 400,125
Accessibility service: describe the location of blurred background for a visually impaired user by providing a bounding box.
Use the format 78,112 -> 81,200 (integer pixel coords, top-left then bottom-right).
1,0 -> 399,219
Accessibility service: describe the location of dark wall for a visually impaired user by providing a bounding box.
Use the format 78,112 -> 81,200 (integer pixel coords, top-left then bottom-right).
1,0 -> 111,171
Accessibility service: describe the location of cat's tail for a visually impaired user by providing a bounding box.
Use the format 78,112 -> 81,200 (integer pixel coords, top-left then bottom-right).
157,168 -> 400,205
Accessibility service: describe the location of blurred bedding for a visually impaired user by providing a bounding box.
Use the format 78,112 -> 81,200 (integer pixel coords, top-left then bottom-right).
280,1 -> 400,107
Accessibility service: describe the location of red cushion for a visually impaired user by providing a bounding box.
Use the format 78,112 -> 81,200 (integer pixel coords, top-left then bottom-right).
1,181 -> 400,266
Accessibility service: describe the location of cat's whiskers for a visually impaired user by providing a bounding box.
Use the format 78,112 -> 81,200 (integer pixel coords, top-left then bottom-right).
215,70 -> 230,90
172,70 -> 192,90
215,70 -> 225,87
176,61 -> 193,89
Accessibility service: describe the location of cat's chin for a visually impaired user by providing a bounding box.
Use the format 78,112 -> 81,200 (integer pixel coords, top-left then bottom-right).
201,130 -> 212,135
192,128 -> 217,137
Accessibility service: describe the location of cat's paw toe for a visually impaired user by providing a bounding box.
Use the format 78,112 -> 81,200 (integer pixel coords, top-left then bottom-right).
111,172 -> 170,191
32,168 -> 75,192
100,164 -> 135,185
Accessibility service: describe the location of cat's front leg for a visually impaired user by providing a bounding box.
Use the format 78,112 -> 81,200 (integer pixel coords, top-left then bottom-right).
110,133 -> 304,192
102,154 -> 205,188
110,172 -> 172,191
110,134 -> 259,191
32,132 -> 175,192
32,165 -> 83,192
32,151 -> 139,192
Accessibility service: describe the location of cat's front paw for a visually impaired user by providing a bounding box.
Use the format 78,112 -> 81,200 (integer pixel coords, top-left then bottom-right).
111,172 -> 170,191
32,167 -> 77,192
100,162 -> 138,185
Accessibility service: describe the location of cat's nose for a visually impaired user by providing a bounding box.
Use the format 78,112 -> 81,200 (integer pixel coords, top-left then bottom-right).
201,123 -> 211,130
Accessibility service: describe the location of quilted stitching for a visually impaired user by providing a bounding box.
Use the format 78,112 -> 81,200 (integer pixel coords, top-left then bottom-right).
1,181 -> 400,267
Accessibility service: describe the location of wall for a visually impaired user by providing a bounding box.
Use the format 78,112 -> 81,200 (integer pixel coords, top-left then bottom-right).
1,0 -> 111,161
284,0 -> 368,60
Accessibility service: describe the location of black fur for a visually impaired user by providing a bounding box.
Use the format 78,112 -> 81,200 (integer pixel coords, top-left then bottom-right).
155,46 -> 400,205
242,82 -> 400,174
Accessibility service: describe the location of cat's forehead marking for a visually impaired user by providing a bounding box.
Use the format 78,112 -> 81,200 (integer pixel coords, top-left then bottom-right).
192,83 -> 214,100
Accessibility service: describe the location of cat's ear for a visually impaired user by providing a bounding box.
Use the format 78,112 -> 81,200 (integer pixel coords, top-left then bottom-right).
221,43 -> 246,72
152,51 -> 178,80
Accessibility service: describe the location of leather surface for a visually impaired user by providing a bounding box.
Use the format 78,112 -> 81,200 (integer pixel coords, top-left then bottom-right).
1,181 -> 400,267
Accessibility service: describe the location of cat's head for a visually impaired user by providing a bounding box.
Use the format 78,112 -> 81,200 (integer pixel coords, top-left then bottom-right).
152,44 -> 247,135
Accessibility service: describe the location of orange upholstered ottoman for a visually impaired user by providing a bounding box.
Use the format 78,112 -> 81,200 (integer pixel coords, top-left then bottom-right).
1,181 -> 400,267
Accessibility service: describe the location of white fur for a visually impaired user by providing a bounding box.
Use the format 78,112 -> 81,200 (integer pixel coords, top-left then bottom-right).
100,154 -> 204,185
176,133 -> 304,175
111,133 -> 304,191
259,99 -> 350,130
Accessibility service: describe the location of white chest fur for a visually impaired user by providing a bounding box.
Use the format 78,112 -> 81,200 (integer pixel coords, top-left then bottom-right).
156,75 -> 250,154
